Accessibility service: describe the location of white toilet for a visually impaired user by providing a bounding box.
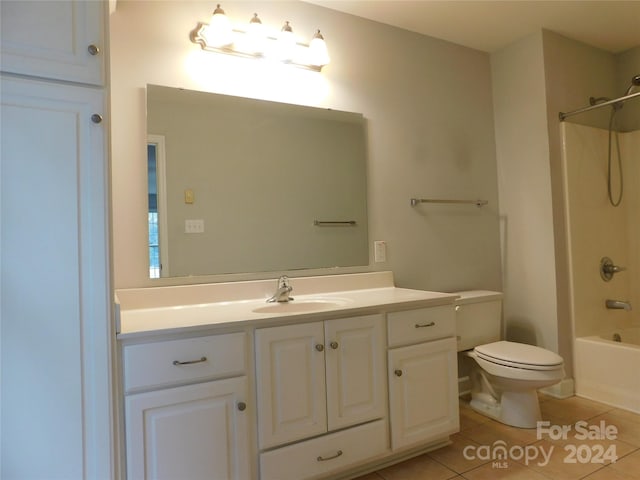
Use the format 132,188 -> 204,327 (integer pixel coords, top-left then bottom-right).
455,291 -> 565,429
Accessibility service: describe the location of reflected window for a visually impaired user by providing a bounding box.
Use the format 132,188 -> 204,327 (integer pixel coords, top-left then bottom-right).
147,143 -> 160,278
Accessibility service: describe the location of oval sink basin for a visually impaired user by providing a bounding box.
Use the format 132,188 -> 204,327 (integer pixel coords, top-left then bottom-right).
252,298 -> 348,314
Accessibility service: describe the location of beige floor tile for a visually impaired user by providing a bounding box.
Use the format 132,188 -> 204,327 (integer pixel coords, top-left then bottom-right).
582,466 -> 640,480
608,409 -> 640,426
376,453 -> 458,480
365,396 -> 639,480
609,448 -> 640,479
427,433 -> 490,474
458,419 -> 539,447
461,460 -> 549,480
540,396 -> 613,425
351,473 -> 384,480
459,406 -> 491,432
521,439 -> 611,480
589,411 -> 640,448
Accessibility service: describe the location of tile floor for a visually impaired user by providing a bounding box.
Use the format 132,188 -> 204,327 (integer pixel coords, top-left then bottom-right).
355,395 -> 640,480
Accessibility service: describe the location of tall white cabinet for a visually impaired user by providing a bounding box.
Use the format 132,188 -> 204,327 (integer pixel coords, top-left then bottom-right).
0,1 -> 112,478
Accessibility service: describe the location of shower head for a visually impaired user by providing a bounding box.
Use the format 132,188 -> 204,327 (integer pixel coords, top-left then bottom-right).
625,74 -> 640,96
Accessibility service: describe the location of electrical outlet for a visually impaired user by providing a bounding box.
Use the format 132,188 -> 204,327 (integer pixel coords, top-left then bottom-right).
185,219 -> 205,233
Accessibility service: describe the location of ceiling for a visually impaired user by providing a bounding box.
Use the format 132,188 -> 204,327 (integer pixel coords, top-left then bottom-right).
304,1 -> 640,54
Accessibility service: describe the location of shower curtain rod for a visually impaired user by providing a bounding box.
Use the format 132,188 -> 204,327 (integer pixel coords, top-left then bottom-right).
559,91 -> 640,121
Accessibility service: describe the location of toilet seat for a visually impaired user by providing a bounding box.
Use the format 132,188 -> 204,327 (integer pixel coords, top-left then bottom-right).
474,341 -> 564,371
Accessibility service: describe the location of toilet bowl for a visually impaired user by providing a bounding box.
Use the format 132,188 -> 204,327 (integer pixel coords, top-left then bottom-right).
455,291 -> 565,429
466,340 -> 564,428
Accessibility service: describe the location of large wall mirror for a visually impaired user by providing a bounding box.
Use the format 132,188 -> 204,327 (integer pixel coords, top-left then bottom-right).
146,85 -> 369,278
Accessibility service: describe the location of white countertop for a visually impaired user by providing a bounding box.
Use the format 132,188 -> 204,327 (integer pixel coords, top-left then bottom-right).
117,273 -> 458,339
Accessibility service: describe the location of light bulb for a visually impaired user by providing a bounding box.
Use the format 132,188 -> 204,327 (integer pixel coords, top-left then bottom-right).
204,4 -> 233,48
308,30 -> 330,67
246,13 -> 265,54
277,21 -> 296,62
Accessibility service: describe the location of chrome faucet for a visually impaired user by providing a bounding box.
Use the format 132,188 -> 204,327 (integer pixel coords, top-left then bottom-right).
605,299 -> 632,311
267,275 -> 294,303
600,257 -> 627,282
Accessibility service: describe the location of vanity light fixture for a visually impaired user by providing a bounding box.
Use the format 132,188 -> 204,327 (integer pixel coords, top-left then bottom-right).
190,4 -> 330,71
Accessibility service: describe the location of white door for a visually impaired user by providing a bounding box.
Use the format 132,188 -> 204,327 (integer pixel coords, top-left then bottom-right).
0,75 -> 111,478
0,0 -> 105,85
325,314 -> 386,431
388,337 -> 459,450
256,322 -> 327,448
125,377 -> 250,480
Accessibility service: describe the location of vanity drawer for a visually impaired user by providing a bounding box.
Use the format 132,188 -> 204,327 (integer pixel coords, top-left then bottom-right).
387,306 -> 455,347
260,419 -> 388,480
123,333 -> 246,393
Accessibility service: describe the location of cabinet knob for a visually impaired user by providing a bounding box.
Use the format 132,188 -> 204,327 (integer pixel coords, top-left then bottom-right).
329,341 -> 339,350
91,114 -> 103,124
394,369 -> 403,377
88,44 -> 100,56
237,401 -> 247,412
315,344 -> 324,352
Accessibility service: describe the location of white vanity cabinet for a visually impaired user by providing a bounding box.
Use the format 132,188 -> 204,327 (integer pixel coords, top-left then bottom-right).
387,306 -> 460,450
256,314 -> 386,468
123,333 -> 251,480
117,278 -> 461,480
0,0 -> 105,85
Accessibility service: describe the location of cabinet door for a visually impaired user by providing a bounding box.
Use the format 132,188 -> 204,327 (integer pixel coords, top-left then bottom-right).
325,314 -> 386,431
388,337 -> 459,450
256,322 -> 327,448
0,0 -> 105,85
125,377 -> 251,480
1,75 -> 111,478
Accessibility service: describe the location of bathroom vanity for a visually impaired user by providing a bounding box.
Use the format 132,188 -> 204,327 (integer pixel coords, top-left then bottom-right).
117,272 -> 459,480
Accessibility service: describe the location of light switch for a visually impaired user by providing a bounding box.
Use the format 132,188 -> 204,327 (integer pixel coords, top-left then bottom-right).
185,189 -> 195,204
185,219 -> 205,233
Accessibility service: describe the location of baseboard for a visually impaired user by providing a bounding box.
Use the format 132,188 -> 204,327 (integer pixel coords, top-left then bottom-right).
458,376 -> 471,397
539,378 -> 574,399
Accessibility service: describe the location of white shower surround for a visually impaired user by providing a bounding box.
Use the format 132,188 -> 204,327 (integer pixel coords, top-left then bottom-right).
561,122 -> 640,412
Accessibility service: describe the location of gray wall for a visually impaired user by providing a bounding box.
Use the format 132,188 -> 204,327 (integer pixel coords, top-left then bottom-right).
110,1 -> 502,292
492,30 -> 638,378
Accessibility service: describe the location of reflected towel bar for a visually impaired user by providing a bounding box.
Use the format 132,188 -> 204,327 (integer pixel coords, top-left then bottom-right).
410,198 -> 488,207
314,220 -> 357,226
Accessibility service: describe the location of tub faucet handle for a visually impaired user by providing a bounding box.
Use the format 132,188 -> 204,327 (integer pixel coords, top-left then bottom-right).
600,257 -> 627,281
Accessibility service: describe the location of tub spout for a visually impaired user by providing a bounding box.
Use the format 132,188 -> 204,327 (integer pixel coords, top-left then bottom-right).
605,299 -> 632,311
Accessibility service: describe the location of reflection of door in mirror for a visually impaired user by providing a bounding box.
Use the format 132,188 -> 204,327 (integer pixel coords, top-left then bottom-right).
147,135 -> 168,278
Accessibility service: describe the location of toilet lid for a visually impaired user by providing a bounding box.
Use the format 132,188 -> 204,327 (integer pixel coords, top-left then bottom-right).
475,341 -> 564,370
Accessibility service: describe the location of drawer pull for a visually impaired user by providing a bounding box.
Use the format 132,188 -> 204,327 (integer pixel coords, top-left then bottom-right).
317,450 -> 343,462
172,356 -> 207,366
415,321 -> 436,328
237,401 -> 247,412
394,369 -> 403,377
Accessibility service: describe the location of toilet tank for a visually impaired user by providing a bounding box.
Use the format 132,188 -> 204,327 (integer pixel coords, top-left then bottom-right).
454,290 -> 503,352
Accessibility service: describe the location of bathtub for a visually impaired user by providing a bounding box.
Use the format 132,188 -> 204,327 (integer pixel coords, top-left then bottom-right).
574,328 -> 640,413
